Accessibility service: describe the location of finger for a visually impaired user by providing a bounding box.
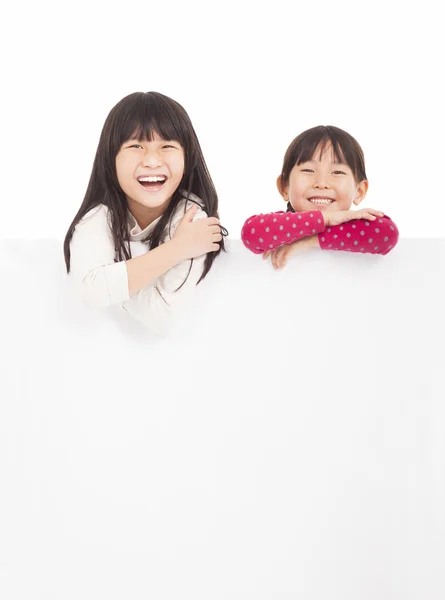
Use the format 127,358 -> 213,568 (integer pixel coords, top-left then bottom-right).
206,217 -> 221,226
361,209 -> 384,220
279,253 -> 289,269
272,251 -> 280,270
358,211 -> 377,221
263,250 -> 270,260
280,247 -> 292,269
186,204 -> 198,215
276,251 -> 285,269
272,247 -> 283,268
181,204 -> 198,222
214,234 -> 223,241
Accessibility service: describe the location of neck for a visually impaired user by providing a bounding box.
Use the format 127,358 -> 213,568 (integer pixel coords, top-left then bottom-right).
127,198 -> 170,230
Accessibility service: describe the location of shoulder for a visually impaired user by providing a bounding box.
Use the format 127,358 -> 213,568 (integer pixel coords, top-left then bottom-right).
170,193 -> 208,229
71,204 -> 114,248
75,204 -> 110,230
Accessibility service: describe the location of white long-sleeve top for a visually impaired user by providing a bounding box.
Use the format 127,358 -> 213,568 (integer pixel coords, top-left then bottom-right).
69,194 -> 208,335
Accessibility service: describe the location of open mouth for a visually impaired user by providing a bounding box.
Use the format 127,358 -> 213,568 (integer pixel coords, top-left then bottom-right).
308,197 -> 334,206
137,175 -> 167,190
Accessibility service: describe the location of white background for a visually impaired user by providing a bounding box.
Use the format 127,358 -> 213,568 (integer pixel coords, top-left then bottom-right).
1,0 -> 444,240
1,3 -> 445,596
1,236 -> 445,599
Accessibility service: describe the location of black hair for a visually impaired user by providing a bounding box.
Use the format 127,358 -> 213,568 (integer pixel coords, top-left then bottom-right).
63,91 -> 227,285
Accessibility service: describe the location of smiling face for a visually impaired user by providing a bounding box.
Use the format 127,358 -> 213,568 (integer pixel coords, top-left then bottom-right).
115,132 -> 185,227
277,144 -> 368,214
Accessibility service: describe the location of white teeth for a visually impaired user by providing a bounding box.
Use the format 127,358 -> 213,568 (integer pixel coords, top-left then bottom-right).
309,198 -> 333,205
138,176 -> 166,182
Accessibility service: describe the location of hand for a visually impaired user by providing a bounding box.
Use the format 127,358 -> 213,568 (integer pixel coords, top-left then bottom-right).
172,204 -> 222,260
263,235 -> 319,270
324,208 -> 384,227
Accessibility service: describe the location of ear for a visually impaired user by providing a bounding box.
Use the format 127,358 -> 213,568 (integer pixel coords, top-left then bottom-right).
353,179 -> 369,207
276,175 -> 289,202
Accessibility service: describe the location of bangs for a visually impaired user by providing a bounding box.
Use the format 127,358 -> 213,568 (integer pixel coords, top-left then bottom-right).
110,92 -> 192,151
295,133 -> 348,166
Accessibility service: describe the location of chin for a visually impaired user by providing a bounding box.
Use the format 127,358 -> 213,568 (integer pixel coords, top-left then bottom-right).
137,195 -> 172,209
305,203 -> 332,211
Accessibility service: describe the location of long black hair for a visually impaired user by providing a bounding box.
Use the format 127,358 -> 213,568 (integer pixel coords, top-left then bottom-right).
279,125 -> 367,213
63,91 -> 227,283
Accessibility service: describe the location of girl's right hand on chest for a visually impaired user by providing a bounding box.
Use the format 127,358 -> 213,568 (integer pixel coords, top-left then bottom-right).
325,208 -> 384,227
172,204 -> 223,259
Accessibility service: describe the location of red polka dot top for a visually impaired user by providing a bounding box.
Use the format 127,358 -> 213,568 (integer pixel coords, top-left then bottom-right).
241,209 -> 399,255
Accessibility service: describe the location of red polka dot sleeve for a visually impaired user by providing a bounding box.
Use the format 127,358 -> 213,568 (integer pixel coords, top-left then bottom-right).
241,212 -> 399,255
318,215 -> 399,255
241,210 -> 325,254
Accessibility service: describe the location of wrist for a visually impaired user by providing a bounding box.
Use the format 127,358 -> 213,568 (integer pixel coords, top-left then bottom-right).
166,237 -> 187,262
309,235 -> 320,249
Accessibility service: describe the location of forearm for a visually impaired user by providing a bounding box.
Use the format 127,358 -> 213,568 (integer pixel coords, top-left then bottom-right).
126,239 -> 185,296
318,215 -> 399,255
121,254 -> 206,335
304,235 -> 321,249
241,210 -> 325,254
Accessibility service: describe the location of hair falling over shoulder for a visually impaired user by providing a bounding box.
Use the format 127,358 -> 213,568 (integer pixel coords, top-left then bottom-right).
63,91 -> 227,284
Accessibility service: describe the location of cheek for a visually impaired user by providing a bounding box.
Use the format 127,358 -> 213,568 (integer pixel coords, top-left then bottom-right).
115,162 -> 124,186
115,168 -> 135,198
289,178 -> 306,197
336,185 -> 356,209
343,180 -> 357,196
115,155 -> 126,178
336,181 -> 354,198
171,156 -> 185,180
116,156 -> 135,184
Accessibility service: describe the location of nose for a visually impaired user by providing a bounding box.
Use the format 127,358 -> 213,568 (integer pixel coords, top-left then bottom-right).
313,175 -> 330,189
142,149 -> 162,168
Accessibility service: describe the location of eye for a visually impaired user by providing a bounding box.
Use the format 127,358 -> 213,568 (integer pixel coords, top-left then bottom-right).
301,168 -> 314,173
128,143 -> 143,149
333,170 -> 346,175
162,144 -> 178,149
